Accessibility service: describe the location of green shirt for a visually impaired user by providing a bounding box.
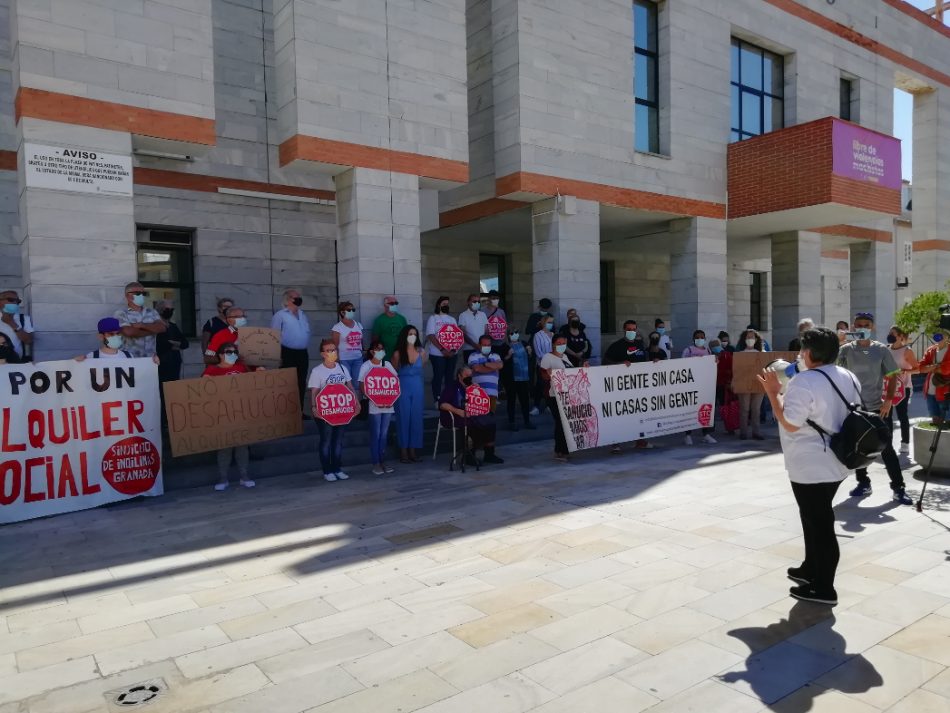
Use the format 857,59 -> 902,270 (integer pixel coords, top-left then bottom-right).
837,341 -> 900,408
372,312 -> 407,359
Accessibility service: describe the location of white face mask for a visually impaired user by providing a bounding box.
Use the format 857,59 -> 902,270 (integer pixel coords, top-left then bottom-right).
510,333 -> 520,342
480,345 -> 491,355
470,302 -> 481,312
105,335 -> 123,349
373,350 -> 385,361
491,299 -> 499,307
232,317 -> 247,328
625,330 -> 637,341
407,334 -> 417,345
131,294 -> 145,307
745,338 -> 756,348
694,338 -> 705,348
223,352 -> 239,365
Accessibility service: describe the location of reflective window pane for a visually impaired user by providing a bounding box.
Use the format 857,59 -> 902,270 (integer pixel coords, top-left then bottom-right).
730,130 -> 741,143
739,45 -> 763,91
741,91 -> 761,135
634,1 -> 657,52
731,84 -> 740,132
765,95 -> 784,131
763,52 -> 783,95
635,53 -> 656,102
731,40 -> 740,84
635,102 -> 658,153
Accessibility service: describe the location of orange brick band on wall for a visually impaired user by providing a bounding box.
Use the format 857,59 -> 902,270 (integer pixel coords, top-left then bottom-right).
914,240 -> 950,252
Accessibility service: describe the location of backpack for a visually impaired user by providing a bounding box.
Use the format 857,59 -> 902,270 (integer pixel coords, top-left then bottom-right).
806,368 -> 891,469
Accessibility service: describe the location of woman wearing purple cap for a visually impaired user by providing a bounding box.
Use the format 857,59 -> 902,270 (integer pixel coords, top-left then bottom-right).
74,318 -> 159,362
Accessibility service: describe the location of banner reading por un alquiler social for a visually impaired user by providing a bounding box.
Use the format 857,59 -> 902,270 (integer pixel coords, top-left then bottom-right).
550,357 -> 717,452
0,359 -> 164,524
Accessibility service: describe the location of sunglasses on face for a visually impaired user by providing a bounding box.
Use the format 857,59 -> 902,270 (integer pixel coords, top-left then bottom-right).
386,301 -> 399,307
3,296 -> 20,304
222,350 -> 239,356
128,291 -> 148,297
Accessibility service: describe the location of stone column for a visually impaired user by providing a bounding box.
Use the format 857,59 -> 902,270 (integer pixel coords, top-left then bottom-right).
668,217 -> 728,354
16,120 -> 136,361
771,231 -> 822,350
531,197 -> 601,360
335,168 -> 423,328
850,241 -> 895,340
911,89 -> 950,295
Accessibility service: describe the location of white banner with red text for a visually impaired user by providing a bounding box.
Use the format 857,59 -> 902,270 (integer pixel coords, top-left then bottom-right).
550,357 -> 717,452
1,359 -> 163,524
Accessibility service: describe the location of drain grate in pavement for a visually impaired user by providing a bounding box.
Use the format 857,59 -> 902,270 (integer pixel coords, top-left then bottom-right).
107,679 -> 167,708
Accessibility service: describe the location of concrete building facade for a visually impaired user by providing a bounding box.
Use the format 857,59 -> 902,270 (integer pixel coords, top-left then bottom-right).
0,0 -> 947,369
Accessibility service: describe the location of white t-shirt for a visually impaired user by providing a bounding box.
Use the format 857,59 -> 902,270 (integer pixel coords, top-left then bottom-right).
85,349 -> 132,359
778,365 -> 861,484
0,314 -> 34,358
658,334 -> 673,359
331,321 -> 364,361
358,360 -> 398,415
307,362 -> 351,391
425,313 -> 459,356
458,309 -> 488,348
539,352 -> 572,371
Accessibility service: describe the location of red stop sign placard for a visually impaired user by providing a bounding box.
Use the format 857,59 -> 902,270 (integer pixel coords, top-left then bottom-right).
437,324 -> 464,352
313,382 -> 358,425
487,315 -> 507,341
465,384 -> 491,417
363,366 -> 401,409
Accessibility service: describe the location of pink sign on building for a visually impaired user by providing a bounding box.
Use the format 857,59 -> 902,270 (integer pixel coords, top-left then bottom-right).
831,121 -> 902,190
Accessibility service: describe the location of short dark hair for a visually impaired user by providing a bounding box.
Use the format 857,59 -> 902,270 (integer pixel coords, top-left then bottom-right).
655,318 -> 665,326
623,320 -> 637,330
433,295 -> 449,313
478,334 -> 492,345
539,298 -> 553,309
801,327 -> 839,365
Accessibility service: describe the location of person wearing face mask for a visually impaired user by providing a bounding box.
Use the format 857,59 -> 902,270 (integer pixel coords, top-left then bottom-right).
531,315 -> 556,415
837,311 -> 912,505
645,331 -> 667,362
525,298 -> 553,338
917,329 -> 950,427
75,318 -> 133,360
273,289 -> 312,410
558,308 -> 591,367
392,325 -> 427,463
205,306 -> 248,364
359,340 -> 398,475
458,292 -> 489,362
886,325 -> 918,454
736,329 -> 766,441
604,321 -> 651,452
682,330 -> 717,445
0,289 -> 34,362
0,333 -> 15,364
709,338 -> 738,436
540,335 -> 577,462
308,339 -> 359,482
836,320 -> 851,346
155,300 -> 189,384
202,297 -> 234,356
202,341 -> 256,491
502,328 -> 535,431
439,366 -> 496,463
464,335 -> 505,464
114,282 -> 166,358
654,318 -> 673,359
371,295 -> 407,361
746,324 -> 771,351
484,289 -> 509,348
425,295 -> 459,403
330,300 -> 363,407
717,331 -> 734,353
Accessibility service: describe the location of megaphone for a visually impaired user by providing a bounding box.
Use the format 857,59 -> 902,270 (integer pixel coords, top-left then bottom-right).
765,359 -> 799,394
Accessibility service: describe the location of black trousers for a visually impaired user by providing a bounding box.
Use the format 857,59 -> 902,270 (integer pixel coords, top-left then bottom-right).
791,480 -> 842,593
281,346 -> 309,409
855,406 -> 904,490
894,386 -> 911,444
505,380 -> 531,423
548,396 -> 567,454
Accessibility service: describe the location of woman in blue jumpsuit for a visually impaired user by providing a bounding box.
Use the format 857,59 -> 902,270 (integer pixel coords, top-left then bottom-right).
392,324 -> 427,463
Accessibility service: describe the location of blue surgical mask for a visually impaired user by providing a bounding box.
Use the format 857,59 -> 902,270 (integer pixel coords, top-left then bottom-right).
935,333 -> 945,343
470,302 -> 481,312
132,294 -> 145,307
388,304 -> 399,314
105,335 -> 123,349
856,328 -> 872,341
2,303 -> 18,315
344,310 -> 355,319
625,330 -> 637,341
233,317 -> 247,328
555,344 -> 567,354
373,350 -> 386,361
223,352 -> 239,365
694,338 -> 705,348
480,346 -> 491,355
657,327 -> 666,335
510,333 -> 520,342
544,322 -> 554,331
712,346 -> 723,354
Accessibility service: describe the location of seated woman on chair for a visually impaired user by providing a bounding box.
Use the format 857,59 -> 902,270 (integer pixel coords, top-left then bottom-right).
438,366 -> 499,464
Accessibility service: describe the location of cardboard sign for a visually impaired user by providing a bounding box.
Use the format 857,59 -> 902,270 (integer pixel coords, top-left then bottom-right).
363,366 -> 401,409
164,368 -> 302,457
731,351 -> 799,394
488,315 -> 508,341
239,327 -> 282,369
437,324 -> 465,352
465,384 -> 491,416
1,359 -> 163,524
550,358 -> 717,452
313,382 -> 358,426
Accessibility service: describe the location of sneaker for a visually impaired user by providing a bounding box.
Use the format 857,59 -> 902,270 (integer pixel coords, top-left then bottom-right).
483,453 -> 505,464
372,466 -> 385,476
684,434 -> 694,446
214,482 -> 229,492
892,488 -> 913,505
787,566 -> 812,585
323,473 -> 338,482
789,584 -> 837,606
239,479 -> 256,488
702,434 -> 718,444
335,471 -> 350,480
849,483 -> 872,497
383,465 -> 395,474
529,407 -> 540,417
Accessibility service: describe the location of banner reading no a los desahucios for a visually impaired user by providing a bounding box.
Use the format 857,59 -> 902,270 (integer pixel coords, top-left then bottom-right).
1,359 -> 164,524
550,357 -> 717,452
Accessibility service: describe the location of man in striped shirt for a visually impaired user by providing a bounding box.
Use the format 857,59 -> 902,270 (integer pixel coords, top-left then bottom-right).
467,334 -> 504,464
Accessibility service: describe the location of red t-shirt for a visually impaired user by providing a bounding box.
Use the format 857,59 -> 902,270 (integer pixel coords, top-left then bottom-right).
206,326 -> 239,357
202,362 -> 249,377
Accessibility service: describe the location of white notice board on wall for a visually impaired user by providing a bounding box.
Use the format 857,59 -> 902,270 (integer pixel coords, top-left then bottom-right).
24,143 -> 133,196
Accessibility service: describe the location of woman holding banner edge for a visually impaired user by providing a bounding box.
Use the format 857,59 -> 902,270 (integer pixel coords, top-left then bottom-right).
202,341 -> 256,491
359,340 -> 398,475
308,338 -> 360,482
540,334 -> 578,463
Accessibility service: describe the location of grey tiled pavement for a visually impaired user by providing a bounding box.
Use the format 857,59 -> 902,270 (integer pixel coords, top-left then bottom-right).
0,427 -> 948,712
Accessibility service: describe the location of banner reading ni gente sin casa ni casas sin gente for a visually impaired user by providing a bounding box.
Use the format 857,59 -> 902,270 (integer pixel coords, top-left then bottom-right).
1,359 -> 163,524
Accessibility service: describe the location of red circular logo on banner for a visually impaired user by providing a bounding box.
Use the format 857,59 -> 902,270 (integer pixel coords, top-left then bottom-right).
465,384 -> 492,417
487,315 -> 508,341
437,324 -> 464,352
363,367 -> 401,409
697,403 -> 714,428
102,437 -> 161,496
313,382 -> 358,425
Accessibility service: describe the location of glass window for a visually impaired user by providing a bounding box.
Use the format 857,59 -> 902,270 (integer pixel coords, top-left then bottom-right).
633,0 -> 659,153
479,253 -> 509,308
136,229 -> 196,336
839,77 -> 853,121
730,38 -> 784,141
749,272 -> 764,331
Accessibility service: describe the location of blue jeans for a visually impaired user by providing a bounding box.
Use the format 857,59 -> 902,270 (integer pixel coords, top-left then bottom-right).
429,353 -> 456,401
342,357 -> 364,401
926,394 -> 950,421
317,420 -> 346,475
369,412 -> 393,464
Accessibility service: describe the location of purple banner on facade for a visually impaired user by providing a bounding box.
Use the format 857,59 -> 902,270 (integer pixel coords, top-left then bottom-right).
832,121 -> 901,190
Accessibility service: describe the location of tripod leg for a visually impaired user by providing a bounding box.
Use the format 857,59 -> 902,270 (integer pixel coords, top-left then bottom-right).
916,425 -> 944,512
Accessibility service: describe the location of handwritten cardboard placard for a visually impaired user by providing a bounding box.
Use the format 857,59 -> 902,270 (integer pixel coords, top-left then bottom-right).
163,368 -> 302,456
731,351 -> 799,394
239,327 -> 282,369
